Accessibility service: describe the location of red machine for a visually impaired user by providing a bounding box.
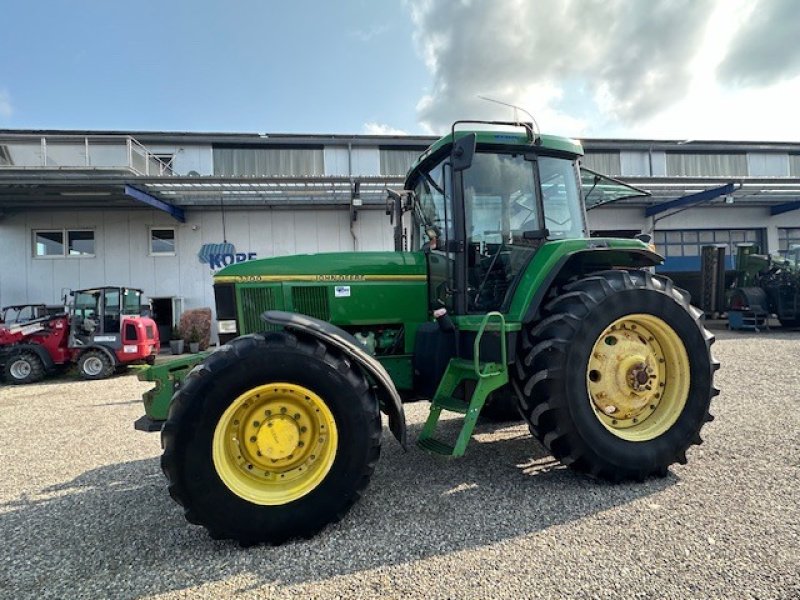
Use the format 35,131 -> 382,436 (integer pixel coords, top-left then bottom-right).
0,287 -> 159,384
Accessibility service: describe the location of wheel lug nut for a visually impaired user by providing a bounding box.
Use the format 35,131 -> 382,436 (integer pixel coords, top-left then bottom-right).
249,436 -> 257,442
300,426 -> 307,433
280,407 -> 287,414
253,421 -> 260,427
294,413 -> 300,420
298,441 -> 304,447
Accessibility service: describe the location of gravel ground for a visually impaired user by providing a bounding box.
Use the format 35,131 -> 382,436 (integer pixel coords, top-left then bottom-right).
1,328 -> 799,599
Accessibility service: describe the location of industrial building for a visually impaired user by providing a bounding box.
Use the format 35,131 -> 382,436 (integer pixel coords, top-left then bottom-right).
1,128 -> 799,341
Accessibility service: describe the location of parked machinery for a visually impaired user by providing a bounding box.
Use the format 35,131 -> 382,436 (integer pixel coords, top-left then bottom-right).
137,122 -> 718,545
0,286 -> 159,384
729,243 -> 800,328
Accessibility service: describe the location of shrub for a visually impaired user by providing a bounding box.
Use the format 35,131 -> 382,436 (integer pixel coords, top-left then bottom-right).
178,308 -> 212,350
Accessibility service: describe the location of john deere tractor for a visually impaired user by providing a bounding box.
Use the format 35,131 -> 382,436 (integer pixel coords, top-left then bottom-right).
139,122 -> 718,545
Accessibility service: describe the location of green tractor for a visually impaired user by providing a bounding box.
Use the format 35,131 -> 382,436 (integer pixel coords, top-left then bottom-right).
138,122 -> 718,545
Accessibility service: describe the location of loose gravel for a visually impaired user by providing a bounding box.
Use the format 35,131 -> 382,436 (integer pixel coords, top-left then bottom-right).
1,328 -> 799,599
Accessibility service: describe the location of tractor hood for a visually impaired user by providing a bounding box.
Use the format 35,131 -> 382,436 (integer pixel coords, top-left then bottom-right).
213,251 -> 427,284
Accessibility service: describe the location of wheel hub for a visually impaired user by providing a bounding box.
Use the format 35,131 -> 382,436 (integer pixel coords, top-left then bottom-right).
256,415 -> 301,460
10,359 -> 31,379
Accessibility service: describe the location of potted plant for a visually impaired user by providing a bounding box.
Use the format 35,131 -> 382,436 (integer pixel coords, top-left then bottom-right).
169,326 -> 184,355
188,326 -> 201,353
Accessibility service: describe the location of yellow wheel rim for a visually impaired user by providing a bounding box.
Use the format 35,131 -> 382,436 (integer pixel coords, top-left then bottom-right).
586,314 -> 690,442
212,383 -> 338,505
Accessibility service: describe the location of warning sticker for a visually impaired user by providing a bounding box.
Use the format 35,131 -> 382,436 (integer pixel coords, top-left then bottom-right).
334,285 -> 351,298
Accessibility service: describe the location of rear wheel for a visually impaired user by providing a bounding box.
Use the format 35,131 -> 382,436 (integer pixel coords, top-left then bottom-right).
512,270 -> 718,481
161,332 -> 381,545
78,350 -> 114,380
4,352 -> 45,384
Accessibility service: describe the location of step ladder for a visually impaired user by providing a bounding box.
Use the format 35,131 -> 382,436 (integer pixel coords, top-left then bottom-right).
417,312 -> 509,457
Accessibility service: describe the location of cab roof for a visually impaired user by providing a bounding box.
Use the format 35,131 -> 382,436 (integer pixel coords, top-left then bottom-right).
408,129 -> 584,176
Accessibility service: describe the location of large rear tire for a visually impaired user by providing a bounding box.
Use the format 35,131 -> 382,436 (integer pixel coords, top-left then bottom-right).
512,270 -> 718,481
4,351 -> 45,384
161,332 -> 381,545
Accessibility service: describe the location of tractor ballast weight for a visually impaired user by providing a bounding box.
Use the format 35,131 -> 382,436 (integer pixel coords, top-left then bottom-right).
140,121 -> 719,545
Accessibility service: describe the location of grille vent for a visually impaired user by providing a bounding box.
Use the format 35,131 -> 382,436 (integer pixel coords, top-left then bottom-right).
291,286 -> 330,321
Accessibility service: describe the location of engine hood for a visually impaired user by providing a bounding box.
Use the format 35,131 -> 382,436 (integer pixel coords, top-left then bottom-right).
213,251 -> 427,283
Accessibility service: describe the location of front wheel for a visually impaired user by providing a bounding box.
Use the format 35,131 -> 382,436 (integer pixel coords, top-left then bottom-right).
78,350 -> 115,380
513,270 -> 719,481
160,332 -> 381,545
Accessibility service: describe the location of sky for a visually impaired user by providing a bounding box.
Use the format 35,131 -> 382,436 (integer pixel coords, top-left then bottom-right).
1,0 -> 799,141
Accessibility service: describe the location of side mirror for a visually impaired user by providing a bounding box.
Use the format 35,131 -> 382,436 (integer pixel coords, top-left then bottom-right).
451,133 -> 476,172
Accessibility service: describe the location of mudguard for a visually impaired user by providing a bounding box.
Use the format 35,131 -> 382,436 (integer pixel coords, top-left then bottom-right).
2,343 -> 56,371
262,310 -> 407,449
77,344 -> 118,366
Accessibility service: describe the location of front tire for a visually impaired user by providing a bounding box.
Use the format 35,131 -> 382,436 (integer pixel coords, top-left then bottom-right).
4,351 -> 45,384
161,332 -> 381,545
78,350 -> 114,380
512,270 -> 719,481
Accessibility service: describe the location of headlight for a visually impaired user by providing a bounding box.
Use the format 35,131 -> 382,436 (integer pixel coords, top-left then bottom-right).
218,320 -> 237,334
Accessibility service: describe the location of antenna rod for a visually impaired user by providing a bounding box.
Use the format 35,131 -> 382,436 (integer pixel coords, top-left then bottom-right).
477,95 -> 540,134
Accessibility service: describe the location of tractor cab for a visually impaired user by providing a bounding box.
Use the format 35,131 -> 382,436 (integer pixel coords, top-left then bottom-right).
395,121 -> 649,316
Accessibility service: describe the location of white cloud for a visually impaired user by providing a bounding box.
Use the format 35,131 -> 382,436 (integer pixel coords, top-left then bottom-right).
407,0 -> 800,141
0,90 -> 12,120
363,122 -> 408,136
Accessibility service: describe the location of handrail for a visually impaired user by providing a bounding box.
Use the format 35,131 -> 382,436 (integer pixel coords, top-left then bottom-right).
473,311 -> 506,378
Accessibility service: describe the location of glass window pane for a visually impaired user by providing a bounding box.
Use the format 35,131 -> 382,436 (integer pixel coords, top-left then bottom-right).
714,231 -> 730,242
745,230 -> 759,242
666,232 -> 681,243
683,244 -> 699,256
151,229 -> 175,254
34,231 -> 64,256
699,231 -> 714,243
68,230 -> 95,255
653,231 -> 666,244
683,231 -> 698,243
730,231 -> 745,243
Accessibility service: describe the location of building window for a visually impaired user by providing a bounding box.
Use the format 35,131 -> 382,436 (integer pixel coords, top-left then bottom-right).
68,230 -> 95,255
212,147 -> 324,177
653,228 -> 763,271
778,228 -> 800,254
33,229 -> 94,258
150,228 -> 176,255
665,153 -> 748,177
379,148 -> 424,176
581,152 -> 622,176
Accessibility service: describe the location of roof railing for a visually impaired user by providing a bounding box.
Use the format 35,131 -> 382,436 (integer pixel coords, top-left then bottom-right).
0,133 -> 174,175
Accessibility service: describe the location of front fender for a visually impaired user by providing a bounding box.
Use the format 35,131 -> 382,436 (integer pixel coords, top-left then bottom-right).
262,310 -> 407,449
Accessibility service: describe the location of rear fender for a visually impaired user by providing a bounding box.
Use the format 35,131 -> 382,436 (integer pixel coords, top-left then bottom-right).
523,247 -> 662,323
4,343 -> 56,371
77,344 -> 118,366
262,310 -> 407,449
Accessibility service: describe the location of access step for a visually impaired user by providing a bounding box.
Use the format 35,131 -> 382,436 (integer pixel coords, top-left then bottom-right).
417,437 -> 456,456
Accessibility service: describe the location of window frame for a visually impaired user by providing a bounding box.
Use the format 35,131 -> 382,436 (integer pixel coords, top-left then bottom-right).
149,226 -> 177,257
32,228 -> 95,259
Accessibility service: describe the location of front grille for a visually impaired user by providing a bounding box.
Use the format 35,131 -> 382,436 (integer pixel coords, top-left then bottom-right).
240,287 -> 277,334
291,286 -> 330,321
